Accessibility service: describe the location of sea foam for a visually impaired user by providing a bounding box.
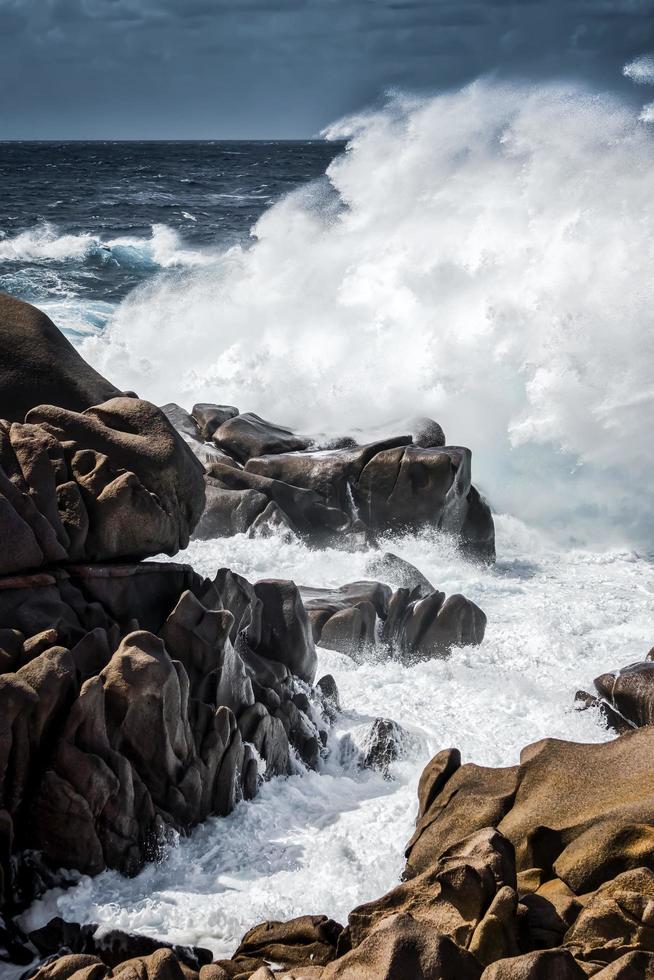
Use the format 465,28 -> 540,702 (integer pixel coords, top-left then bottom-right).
77,81 -> 654,545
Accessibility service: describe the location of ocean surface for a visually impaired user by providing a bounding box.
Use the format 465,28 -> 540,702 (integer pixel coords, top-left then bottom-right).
4,84 -> 654,959
0,140 -> 342,336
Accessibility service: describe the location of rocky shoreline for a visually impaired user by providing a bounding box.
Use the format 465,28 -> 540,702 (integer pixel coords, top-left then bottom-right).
2,291 -> 654,979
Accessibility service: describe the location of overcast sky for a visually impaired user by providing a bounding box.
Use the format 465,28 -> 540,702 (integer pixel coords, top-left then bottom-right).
1,0 -> 654,138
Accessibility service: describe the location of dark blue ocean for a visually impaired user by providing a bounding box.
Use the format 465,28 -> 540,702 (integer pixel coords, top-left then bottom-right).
0,140 -> 342,337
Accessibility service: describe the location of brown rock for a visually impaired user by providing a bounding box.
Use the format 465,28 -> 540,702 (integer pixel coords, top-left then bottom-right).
480,948 -> 587,979
564,868 -> 654,964
322,913 -> 482,979
0,292 -> 118,423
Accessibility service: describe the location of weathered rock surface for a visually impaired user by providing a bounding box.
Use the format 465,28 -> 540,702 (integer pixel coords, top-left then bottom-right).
0,296 -> 207,574
22,725 -> 654,979
575,648 -> 654,734
0,293 -> 119,423
300,567 -> 486,662
0,563 -> 330,910
160,398 -> 495,559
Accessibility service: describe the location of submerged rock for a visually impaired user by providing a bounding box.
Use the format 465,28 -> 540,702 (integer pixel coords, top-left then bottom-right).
360,718 -> 412,777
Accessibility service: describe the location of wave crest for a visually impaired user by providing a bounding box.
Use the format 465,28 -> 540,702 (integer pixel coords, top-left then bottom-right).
0,222 -> 211,270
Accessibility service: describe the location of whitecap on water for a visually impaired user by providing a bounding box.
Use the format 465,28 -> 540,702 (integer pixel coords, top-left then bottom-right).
22,518 -> 654,956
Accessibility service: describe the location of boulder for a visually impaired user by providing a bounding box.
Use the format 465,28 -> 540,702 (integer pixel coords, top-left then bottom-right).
214,413 -> 311,463
0,563 -> 329,895
360,718 -> 412,778
201,463 -> 347,540
564,868 -> 654,964
480,949 -> 587,979
192,403 -> 239,441
300,581 -> 391,654
366,552 -> 435,598
573,690 -> 633,736
0,293 -> 118,423
246,438 -> 494,559
299,576 -> 486,662
194,480 -> 269,539
382,588 -> 487,662
224,915 -> 342,976
593,661 -> 654,729
253,580 -> 317,685
324,913 -> 483,979
0,396 -> 206,573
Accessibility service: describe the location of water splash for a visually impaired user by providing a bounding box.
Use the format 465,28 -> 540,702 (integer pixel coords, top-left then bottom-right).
78,81 -> 654,544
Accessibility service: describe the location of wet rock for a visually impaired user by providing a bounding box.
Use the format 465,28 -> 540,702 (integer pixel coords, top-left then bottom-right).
298,576 -> 486,663
300,581 -> 391,653
316,675 -> 341,720
382,588 -> 487,662
247,501 -> 298,540
361,718 -> 411,777
593,661 -> 654,729
214,413 -> 311,463
0,562 -> 329,894
254,580 -> 317,685
398,415 -> 446,449
184,406 -> 495,557
191,403 -> 239,441
366,553 -> 435,598
573,690 -> 633,735
202,463 -> 347,541
29,917 -> 212,971
194,480 -> 269,539
161,403 -> 203,443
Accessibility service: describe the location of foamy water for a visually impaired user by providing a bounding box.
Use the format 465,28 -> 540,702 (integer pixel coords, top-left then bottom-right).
23,518 -> 654,956
17,80 -> 654,960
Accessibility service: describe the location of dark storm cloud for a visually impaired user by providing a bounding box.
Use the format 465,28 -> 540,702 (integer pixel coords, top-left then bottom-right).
1,0 -> 653,137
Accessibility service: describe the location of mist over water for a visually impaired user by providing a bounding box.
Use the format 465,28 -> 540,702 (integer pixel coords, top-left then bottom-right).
76,82 -> 654,545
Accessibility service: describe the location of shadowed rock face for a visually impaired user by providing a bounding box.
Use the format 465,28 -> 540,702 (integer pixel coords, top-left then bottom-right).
0,293 -> 119,423
0,297 -> 333,934
163,400 -> 496,560
0,296 -> 206,573
300,562 -> 487,662
575,647 -> 654,734
0,562 -> 329,899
